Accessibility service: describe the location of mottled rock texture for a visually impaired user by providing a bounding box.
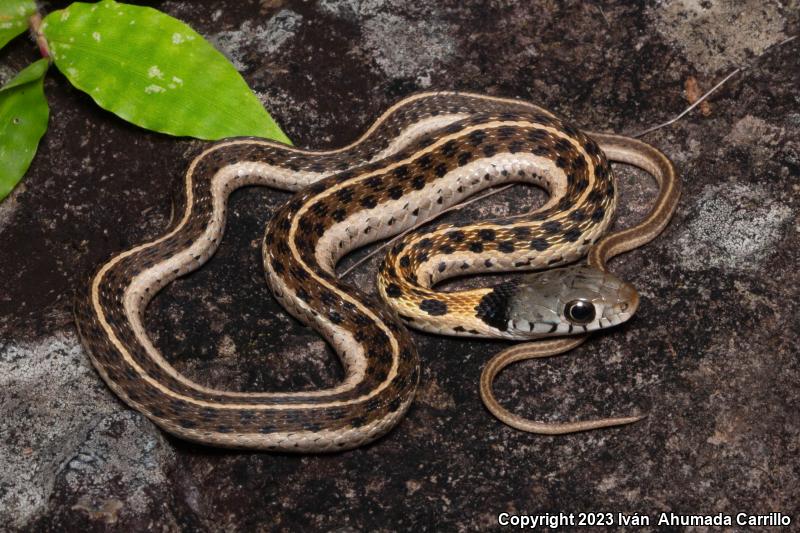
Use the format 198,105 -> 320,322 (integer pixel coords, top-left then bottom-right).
1,0 -> 798,531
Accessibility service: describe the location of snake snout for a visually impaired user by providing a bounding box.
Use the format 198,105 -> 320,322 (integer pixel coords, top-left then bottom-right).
607,280 -> 639,325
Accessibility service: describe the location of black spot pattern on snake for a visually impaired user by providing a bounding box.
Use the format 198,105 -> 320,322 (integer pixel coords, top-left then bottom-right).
319,290 -> 337,306
554,138 -> 572,153
543,220 -> 562,234
570,209 -> 586,222
350,415 -> 368,428
365,176 -> 383,190
497,241 -> 515,253
512,226 -> 531,239
388,396 -> 403,412
308,182 -> 327,195
417,238 -> 434,250
336,187 -> 354,203
310,202 -> 328,216
442,140 -> 458,156
562,122 -> 579,138
420,299 -> 448,316
527,128 -> 548,141
479,228 -> 496,241
496,126 -> 515,139
447,230 -> 465,242
563,227 -> 583,242
529,238 -> 550,251
468,130 -> 486,145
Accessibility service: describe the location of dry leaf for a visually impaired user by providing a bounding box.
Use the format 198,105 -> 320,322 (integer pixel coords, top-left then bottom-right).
684,76 -> 713,117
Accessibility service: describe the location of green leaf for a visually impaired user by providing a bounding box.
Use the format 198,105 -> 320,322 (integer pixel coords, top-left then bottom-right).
0,59 -> 50,201
1,56 -> 48,91
41,0 -> 291,143
0,0 -> 36,51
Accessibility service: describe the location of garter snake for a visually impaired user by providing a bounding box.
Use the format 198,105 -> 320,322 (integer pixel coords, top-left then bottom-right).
74,92 -> 679,450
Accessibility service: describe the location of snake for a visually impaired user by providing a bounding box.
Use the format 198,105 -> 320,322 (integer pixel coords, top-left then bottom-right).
74,92 -> 679,451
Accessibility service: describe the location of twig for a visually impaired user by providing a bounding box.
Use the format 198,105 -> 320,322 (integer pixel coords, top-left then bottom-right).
340,184 -> 514,277
632,34 -> 797,138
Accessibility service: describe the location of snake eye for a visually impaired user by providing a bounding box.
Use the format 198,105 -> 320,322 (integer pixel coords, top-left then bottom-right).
564,299 -> 596,324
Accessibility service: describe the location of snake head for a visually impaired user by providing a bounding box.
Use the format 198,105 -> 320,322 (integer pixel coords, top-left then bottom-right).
492,265 -> 639,339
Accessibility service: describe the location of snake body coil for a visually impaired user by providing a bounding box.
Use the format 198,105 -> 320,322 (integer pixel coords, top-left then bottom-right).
74,92 -> 678,451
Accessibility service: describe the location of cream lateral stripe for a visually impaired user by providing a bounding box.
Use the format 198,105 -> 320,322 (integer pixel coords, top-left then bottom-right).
122,166 -> 366,399
150,395 -> 415,448
94,109 -> 560,317
92,168 -> 398,411
109,165 -> 357,400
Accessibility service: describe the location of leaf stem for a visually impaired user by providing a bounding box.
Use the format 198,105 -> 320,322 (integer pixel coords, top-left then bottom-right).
28,12 -> 50,60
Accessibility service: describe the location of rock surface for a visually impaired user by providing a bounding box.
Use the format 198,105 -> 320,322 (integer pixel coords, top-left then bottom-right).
1,0 -> 798,530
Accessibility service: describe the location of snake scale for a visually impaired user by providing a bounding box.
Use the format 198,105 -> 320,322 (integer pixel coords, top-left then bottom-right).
74,92 -> 679,451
